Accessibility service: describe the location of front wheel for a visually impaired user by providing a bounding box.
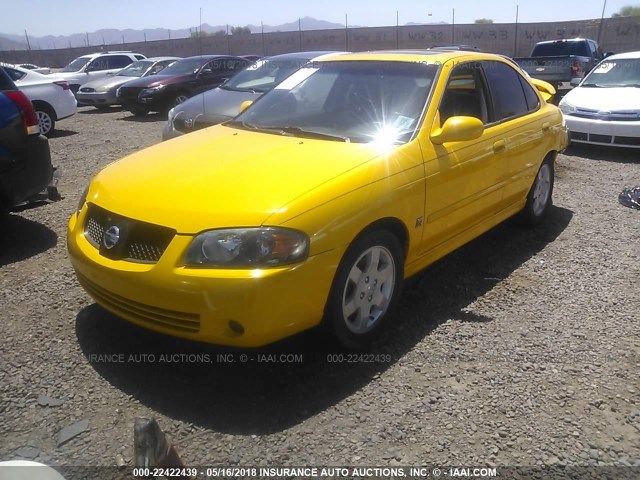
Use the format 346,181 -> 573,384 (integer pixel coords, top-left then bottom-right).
521,156 -> 554,225
325,230 -> 404,349
129,107 -> 148,117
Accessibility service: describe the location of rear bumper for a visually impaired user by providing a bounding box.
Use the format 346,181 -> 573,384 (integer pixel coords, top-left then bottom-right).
0,134 -> 53,208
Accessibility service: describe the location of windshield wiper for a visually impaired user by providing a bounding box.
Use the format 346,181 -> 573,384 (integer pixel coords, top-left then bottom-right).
259,126 -> 351,142
224,119 -> 259,130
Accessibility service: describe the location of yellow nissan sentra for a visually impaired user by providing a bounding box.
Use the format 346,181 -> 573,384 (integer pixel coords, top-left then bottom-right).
68,51 -> 567,349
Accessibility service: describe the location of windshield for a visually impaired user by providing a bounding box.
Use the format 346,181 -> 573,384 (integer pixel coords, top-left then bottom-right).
531,41 -> 590,57
223,57 -> 311,93
160,58 -> 205,76
62,56 -> 91,72
582,58 -> 640,87
232,61 -> 438,144
116,60 -> 154,77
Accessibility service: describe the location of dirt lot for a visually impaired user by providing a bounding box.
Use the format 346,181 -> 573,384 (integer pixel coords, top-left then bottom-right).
1,106 -> 639,476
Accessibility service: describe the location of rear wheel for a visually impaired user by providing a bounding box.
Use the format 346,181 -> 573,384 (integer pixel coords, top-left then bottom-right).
34,104 -> 55,136
521,156 -> 554,225
325,230 -> 404,349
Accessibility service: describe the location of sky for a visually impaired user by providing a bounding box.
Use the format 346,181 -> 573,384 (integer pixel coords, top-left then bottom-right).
0,0 -> 634,37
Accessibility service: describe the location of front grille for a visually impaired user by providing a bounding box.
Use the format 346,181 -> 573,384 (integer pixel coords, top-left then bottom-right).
590,134 -> 612,144
569,131 -> 640,147
76,271 -> 201,333
117,86 -> 143,101
175,119 -> 210,134
571,108 -> 640,122
614,136 -> 640,146
84,204 -> 175,263
79,87 -> 95,93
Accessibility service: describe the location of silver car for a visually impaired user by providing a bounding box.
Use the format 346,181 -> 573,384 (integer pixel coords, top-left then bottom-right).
162,51 -> 344,140
76,57 -> 180,109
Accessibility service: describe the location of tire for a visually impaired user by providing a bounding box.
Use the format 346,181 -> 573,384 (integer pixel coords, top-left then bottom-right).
521,156 -> 554,225
174,92 -> 189,106
325,230 -> 404,349
34,105 -> 55,136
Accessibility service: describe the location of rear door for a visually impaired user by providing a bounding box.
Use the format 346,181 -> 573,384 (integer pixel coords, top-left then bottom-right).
481,60 -> 547,208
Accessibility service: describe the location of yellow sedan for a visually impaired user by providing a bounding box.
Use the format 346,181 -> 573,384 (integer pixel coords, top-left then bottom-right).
68,51 -> 567,349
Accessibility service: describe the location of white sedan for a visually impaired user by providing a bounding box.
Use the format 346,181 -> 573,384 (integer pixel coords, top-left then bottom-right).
0,63 -> 77,136
559,51 -> 640,149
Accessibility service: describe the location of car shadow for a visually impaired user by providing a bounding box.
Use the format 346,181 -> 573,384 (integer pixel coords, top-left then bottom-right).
75,206 -> 573,435
565,144 -> 640,164
0,213 -> 58,267
77,106 -> 124,114
47,129 -> 78,138
120,112 -> 167,122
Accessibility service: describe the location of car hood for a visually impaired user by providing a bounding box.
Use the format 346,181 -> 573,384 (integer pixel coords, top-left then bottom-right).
565,86 -> 640,110
119,74 -> 193,88
174,88 -> 262,123
89,125 -> 382,233
80,76 -> 137,90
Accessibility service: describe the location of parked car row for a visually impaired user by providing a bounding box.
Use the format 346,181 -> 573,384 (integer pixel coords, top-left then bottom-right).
0,67 -> 55,210
0,62 -> 77,136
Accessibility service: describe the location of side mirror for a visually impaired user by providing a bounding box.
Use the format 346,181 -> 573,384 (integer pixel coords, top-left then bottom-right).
199,69 -> 214,77
430,116 -> 484,145
239,100 -> 253,113
570,77 -> 581,88
529,78 -> 556,102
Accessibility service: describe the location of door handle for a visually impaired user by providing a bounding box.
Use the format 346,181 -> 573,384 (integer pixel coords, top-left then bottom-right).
493,140 -> 506,153
542,122 -> 551,131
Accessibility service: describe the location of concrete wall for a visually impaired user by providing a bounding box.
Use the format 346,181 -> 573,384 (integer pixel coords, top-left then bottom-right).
2,17 -> 638,68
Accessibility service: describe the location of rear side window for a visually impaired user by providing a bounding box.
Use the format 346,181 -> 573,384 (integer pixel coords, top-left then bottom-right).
482,61 -> 529,122
518,76 -> 540,111
2,67 -> 26,82
134,55 -> 146,61
107,55 -> 134,69
0,67 -> 17,90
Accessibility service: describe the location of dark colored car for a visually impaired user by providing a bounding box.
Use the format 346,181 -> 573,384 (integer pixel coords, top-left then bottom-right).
0,68 -> 54,209
116,55 -> 251,116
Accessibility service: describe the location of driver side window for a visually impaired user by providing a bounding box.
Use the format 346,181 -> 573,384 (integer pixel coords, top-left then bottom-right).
439,62 -> 490,126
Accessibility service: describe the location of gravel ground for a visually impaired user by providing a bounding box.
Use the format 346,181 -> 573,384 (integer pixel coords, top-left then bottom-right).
1,106 -> 639,478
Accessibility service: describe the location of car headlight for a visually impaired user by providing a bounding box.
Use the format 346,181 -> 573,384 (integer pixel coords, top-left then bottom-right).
184,227 -> 309,267
167,107 -> 176,123
140,85 -> 166,96
558,98 -> 577,115
95,85 -> 110,93
77,186 -> 89,213
116,86 -> 122,97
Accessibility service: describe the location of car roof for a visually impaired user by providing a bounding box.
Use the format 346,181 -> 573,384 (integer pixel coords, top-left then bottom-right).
535,38 -> 588,45
602,51 -> 640,60
264,51 -> 345,62
144,56 -> 181,62
181,55 -> 244,61
314,50 -> 498,63
0,62 -> 45,75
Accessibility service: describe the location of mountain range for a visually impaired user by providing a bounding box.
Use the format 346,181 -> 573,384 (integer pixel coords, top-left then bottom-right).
0,17 -> 348,51
0,17 -> 449,51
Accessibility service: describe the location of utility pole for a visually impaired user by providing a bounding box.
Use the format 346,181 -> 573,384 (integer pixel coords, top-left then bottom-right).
24,29 -> 31,50
514,5 -> 519,56
86,32 -> 90,47
345,13 -> 348,51
298,17 -> 302,51
396,11 -> 399,49
452,8 -> 455,44
597,0 -> 608,47
261,21 -> 265,55
199,7 -> 202,56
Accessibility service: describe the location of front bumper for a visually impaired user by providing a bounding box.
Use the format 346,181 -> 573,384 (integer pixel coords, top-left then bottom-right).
67,210 -> 341,347
161,121 -> 183,141
564,115 -> 640,148
76,91 -> 118,107
0,134 -> 53,208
